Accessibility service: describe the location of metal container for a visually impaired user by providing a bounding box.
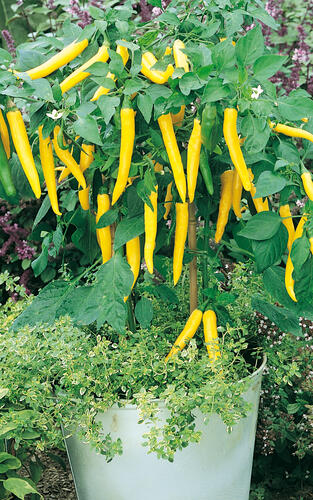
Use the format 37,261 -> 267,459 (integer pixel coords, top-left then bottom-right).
64,356 -> 266,500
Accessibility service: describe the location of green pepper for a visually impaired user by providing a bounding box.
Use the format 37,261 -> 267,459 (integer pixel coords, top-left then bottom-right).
199,149 -> 213,195
0,135 -> 16,197
201,104 -> 220,153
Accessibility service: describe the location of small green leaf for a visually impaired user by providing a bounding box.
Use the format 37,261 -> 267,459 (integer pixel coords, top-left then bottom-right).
253,55 -> 287,80
179,73 -> 203,96
135,297 -> 153,328
114,215 -> 145,250
254,171 -> 286,197
235,24 -> 264,67
202,78 -> 230,103
137,94 -> 153,123
252,225 -> 288,272
96,208 -> 118,228
3,478 -> 42,500
97,96 -> 120,125
251,295 -> 301,336
73,116 -> 102,145
239,212 -> 282,240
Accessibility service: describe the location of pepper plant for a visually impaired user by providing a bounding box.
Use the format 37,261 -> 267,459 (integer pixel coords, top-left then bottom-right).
1,0 -> 313,344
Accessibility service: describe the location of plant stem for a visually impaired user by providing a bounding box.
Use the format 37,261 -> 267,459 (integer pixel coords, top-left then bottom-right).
188,202 -> 198,313
127,295 -> 136,332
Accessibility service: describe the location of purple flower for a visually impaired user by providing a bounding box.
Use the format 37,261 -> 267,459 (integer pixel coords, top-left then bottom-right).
1,30 -> 16,58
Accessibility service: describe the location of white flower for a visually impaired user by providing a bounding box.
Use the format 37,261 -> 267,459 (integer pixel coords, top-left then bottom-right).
251,85 -> 264,100
46,109 -> 63,120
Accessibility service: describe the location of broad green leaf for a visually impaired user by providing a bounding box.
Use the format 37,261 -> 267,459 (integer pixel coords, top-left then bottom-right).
179,73 -> 203,96
263,266 -> 298,311
211,40 -> 235,72
224,10 -> 244,37
71,209 -> 98,262
294,254 -> 313,304
278,96 -> 313,121
28,78 -> 54,102
275,140 -> 300,164
97,96 -> 120,125
253,55 -> 287,80
254,171 -> 286,197
238,211 -> 282,240
75,254 -> 133,331
137,94 -> 153,123
291,236 -> 310,271
16,49 -> 46,71
12,281 -> 74,329
96,208 -> 119,228
241,116 -> 270,154
73,116 -> 102,145
0,453 -> 21,470
251,295 -> 301,336
252,225 -> 288,272
202,78 -> 230,103
88,61 -> 109,76
31,236 -> 50,277
0,49 -> 12,64
245,6 -> 279,30
235,24 -> 264,67
135,297 -> 153,328
3,478 -> 42,500
114,215 -> 145,250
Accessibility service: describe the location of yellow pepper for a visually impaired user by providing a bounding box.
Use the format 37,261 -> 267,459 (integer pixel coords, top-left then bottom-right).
279,204 -> 295,251
96,193 -> 112,264
144,185 -> 158,274
223,108 -> 251,191
187,119 -> 201,203
203,310 -> 221,361
126,236 -> 141,290
91,44 -> 129,101
164,182 -> 173,220
214,170 -> 234,244
232,169 -> 242,218
141,52 -> 174,84
158,113 -> 186,203
285,216 -> 307,302
173,202 -> 189,285
38,126 -> 61,215
53,126 -> 86,189
78,186 -> 90,210
248,168 -> 269,213
0,108 -> 10,158
7,105 -> 41,199
25,39 -> 88,80
112,105 -> 135,205
165,309 -> 203,362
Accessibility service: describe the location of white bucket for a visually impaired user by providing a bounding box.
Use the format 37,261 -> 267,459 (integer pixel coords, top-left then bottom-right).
64,356 -> 266,500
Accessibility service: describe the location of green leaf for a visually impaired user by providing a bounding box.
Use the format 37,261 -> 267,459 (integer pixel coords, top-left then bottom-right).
31,236 -> 50,277
88,61 -> 109,76
28,78 -> 54,102
293,254 -> 313,304
3,478 -> 42,500
0,453 -> 21,470
71,209 -> 98,262
75,254 -> 133,331
0,49 -> 12,64
253,55 -> 287,80
235,24 -> 264,67
211,41 -> 235,72
33,195 -> 51,228
12,281 -> 74,329
97,96 -> 120,125
96,208 -> 118,228
114,215 -> 145,250
52,226 -> 63,254
263,266 -> 299,311
252,225 -> 288,272
291,236 -> 310,272
179,73 -> 203,96
241,116 -> 270,154
278,96 -> 313,121
137,94 -> 153,123
251,295 -> 301,336
254,171 -> 286,197
73,116 -> 102,145
245,6 -> 279,30
202,78 -> 230,103
238,211 -> 282,240
135,297 -> 153,328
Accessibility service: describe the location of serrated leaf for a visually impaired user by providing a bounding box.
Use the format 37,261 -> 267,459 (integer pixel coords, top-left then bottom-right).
75,254 -> 133,331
